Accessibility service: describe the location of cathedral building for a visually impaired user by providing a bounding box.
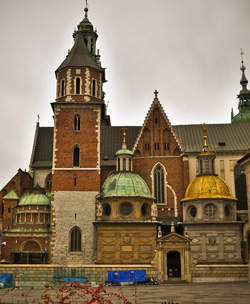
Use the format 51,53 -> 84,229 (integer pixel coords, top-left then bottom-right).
0,5 -> 250,282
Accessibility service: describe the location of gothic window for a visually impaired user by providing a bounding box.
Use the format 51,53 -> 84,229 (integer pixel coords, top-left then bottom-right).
70,227 -> 81,252
76,77 -> 80,94
73,146 -> 80,167
92,79 -> 96,97
45,173 -> 52,189
234,164 -> 247,210
154,164 -> 165,204
74,114 -> 81,131
61,80 -> 65,97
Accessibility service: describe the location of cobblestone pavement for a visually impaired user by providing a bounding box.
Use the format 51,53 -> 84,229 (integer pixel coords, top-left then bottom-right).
0,282 -> 250,303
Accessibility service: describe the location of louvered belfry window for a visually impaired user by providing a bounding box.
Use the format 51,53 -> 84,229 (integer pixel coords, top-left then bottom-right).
70,227 -> 81,251
154,165 -> 165,204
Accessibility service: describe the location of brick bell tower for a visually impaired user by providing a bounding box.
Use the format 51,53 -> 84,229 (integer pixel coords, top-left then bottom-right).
50,5 -> 107,264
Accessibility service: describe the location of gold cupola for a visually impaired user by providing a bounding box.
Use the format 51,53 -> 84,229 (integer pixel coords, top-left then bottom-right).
182,124 -> 236,202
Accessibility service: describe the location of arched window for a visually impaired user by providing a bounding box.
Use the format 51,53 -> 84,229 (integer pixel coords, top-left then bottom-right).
118,158 -> 121,171
92,79 -> 96,97
154,164 -> 165,204
123,158 -> 126,171
45,173 -> 52,189
70,227 -> 81,251
73,146 -> 80,167
234,164 -> 247,210
205,159 -> 209,173
76,78 -> 80,94
74,114 -> 81,131
61,80 -> 65,97
200,159 -> 203,174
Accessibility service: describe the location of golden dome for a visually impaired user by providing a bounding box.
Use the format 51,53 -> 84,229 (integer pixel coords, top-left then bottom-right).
182,175 -> 236,202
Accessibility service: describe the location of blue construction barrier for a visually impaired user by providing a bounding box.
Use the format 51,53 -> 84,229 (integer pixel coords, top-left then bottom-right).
108,270 -> 146,283
0,274 -> 13,288
53,277 -> 87,283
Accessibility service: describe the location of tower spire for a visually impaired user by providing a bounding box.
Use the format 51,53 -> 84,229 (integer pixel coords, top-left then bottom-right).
240,49 -> 248,86
231,49 -> 250,123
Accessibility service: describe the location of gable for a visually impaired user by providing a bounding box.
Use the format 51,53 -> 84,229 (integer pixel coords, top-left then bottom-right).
132,94 -> 183,157
157,232 -> 190,243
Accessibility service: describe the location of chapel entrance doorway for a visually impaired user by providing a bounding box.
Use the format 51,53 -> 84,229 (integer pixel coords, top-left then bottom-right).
167,251 -> 181,278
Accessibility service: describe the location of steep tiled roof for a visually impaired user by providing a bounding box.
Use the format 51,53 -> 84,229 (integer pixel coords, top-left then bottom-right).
32,127 -> 54,168
31,123 -> 250,169
56,33 -> 103,72
100,126 -> 141,166
172,123 -> 250,153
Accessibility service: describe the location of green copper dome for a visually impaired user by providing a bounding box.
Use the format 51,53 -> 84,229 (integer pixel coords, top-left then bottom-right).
19,185 -> 50,206
19,193 -> 50,206
99,172 -> 154,200
115,149 -> 133,156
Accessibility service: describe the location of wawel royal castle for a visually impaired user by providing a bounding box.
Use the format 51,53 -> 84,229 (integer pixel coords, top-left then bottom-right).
1,5 -> 250,283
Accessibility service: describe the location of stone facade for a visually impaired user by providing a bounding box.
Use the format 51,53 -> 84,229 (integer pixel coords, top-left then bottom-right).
50,191 -> 97,265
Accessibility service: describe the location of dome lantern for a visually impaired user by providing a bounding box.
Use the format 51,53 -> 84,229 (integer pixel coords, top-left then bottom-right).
197,123 -> 216,176
115,127 -> 134,172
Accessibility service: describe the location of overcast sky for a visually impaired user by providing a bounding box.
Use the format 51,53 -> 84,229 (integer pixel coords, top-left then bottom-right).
1,0 -> 250,189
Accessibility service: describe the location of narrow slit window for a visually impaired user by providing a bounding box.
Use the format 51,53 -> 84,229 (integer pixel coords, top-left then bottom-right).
74,115 -> 81,131
76,78 -> 80,94
61,80 -> 65,97
73,146 -> 80,167
92,79 -> 96,97
123,157 -> 126,171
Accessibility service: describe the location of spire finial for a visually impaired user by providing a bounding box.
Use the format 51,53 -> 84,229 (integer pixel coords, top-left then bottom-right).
37,114 -> 40,123
154,89 -> 158,98
202,123 -> 208,152
122,127 -> 127,144
121,127 -> 127,150
239,49 -> 248,87
84,0 -> 88,18
241,48 -> 244,63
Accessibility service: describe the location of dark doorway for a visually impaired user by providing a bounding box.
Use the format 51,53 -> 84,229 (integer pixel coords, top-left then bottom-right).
167,251 -> 181,278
